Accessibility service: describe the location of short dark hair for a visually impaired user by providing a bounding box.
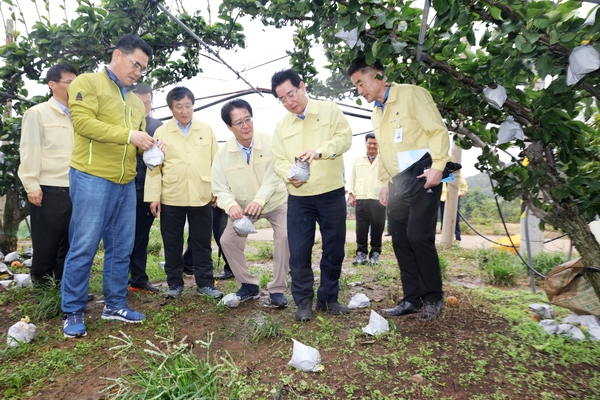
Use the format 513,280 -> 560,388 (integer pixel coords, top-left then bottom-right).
46,63 -> 77,83
221,99 -> 253,126
132,83 -> 153,99
271,69 -> 302,99
345,58 -> 384,78
166,86 -> 195,109
365,132 -> 376,142
114,34 -> 153,58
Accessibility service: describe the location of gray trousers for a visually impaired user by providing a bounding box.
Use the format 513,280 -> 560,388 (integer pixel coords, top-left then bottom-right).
220,202 -> 289,294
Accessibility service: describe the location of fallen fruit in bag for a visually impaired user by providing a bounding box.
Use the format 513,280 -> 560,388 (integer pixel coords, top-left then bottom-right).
10,261 -> 22,268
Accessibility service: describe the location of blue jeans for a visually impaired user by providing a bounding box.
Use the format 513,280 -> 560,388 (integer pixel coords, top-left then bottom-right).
287,187 -> 346,305
61,169 -> 136,313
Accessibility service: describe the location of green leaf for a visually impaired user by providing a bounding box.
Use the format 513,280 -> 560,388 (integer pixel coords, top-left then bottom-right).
466,30 -> 475,46
489,6 -> 502,20
385,14 -> 396,29
553,186 -> 570,201
532,17 -> 549,29
348,0 -> 360,13
559,32 -> 576,44
535,53 -> 554,79
391,39 -> 407,53
374,9 -> 386,26
522,31 -> 540,44
372,40 -> 381,57
433,0 -> 450,15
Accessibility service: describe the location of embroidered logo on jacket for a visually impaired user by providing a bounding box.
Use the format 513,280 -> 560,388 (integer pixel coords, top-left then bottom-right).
75,92 -> 83,101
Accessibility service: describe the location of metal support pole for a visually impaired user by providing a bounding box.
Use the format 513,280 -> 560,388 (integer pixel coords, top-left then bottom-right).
524,206 -> 536,293
416,0 -> 431,61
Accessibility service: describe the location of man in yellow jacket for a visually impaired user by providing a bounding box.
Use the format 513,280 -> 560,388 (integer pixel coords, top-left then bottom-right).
348,133 -> 386,266
145,87 -> 221,300
271,69 -> 352,321
347,59 -> 450,322
62,34 -> 157,338
212,99 -> 290,308
18,63 -> 77,287
440,175 -> 468,243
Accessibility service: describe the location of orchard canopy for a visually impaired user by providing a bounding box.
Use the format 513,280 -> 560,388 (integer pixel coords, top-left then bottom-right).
218,0 -> 600,280
1,0 -> 600,295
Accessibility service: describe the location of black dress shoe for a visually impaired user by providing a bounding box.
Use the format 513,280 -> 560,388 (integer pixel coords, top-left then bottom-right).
419,299 -> 443,322
215,269 -> 234,280
381,299 -> 420,316
316,300 -> 350,315
295,297 -> 313,321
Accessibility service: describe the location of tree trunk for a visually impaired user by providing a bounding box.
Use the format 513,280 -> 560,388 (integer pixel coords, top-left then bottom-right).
0,188 -> 29,254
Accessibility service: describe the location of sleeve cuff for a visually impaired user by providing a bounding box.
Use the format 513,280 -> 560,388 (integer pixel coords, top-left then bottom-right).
127,130 -> 133,144
431,161 -> 446,171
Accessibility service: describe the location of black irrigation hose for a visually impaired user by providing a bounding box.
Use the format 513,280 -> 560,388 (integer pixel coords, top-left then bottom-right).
458,210 -> 568,246
457,210 -> 515,248
487,175 -> 546,278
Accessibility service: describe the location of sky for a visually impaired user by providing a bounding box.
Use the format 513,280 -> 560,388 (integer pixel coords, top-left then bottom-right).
6,0 -> 595,180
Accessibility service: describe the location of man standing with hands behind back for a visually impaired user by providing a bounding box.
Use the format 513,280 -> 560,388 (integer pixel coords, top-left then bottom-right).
18,63 -> 77,287
270,69 -> 352,321
62,34 -> 160,338
348,132 -> 386,266
347,59 -> 450,322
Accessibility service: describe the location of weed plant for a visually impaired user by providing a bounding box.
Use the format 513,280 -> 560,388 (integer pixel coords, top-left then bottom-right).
103,331 -> 239,399
439,254 -> 449,278
31,279 -> 62,321
475,248 -> 523,286
531,251 -> 568,276
247,312 -> 281,342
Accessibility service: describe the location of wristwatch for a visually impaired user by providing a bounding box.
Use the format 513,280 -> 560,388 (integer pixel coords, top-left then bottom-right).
315,150 -> 322,159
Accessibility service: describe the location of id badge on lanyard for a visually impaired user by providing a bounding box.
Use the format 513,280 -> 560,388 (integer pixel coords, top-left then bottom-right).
394,119 -> 403,144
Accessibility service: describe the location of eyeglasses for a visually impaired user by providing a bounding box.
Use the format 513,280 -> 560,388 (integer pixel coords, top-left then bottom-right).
278,89 -> 299,105
126,55 -> 147,74
56,80 -> 74,85
231,116 -> 253,128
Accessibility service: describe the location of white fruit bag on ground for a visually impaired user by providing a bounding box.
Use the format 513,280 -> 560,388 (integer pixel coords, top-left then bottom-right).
362,310 -> 390,335
288,339 -> 322,372
7,317 -> 36,347
348,293 -> 370,309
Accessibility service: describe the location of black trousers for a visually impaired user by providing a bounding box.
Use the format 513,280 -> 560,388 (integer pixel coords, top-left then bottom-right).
128,193 -> 155,288
388,180 -> 443,304
287,187 -> 346,305
183,206 -> 230,272
355,199 -> 386,256
161,203 -> 213,288
29,185 -> 71,286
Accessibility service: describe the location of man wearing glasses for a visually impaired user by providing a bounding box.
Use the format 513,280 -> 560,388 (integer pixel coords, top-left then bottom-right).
61,34 -> 159,338
270,69 -> 352,321
211,99 -> 290,308
18,63 -> 78,288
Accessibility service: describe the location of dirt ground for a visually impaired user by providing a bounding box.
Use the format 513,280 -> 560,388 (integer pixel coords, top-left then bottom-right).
1,241 -> 597,399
